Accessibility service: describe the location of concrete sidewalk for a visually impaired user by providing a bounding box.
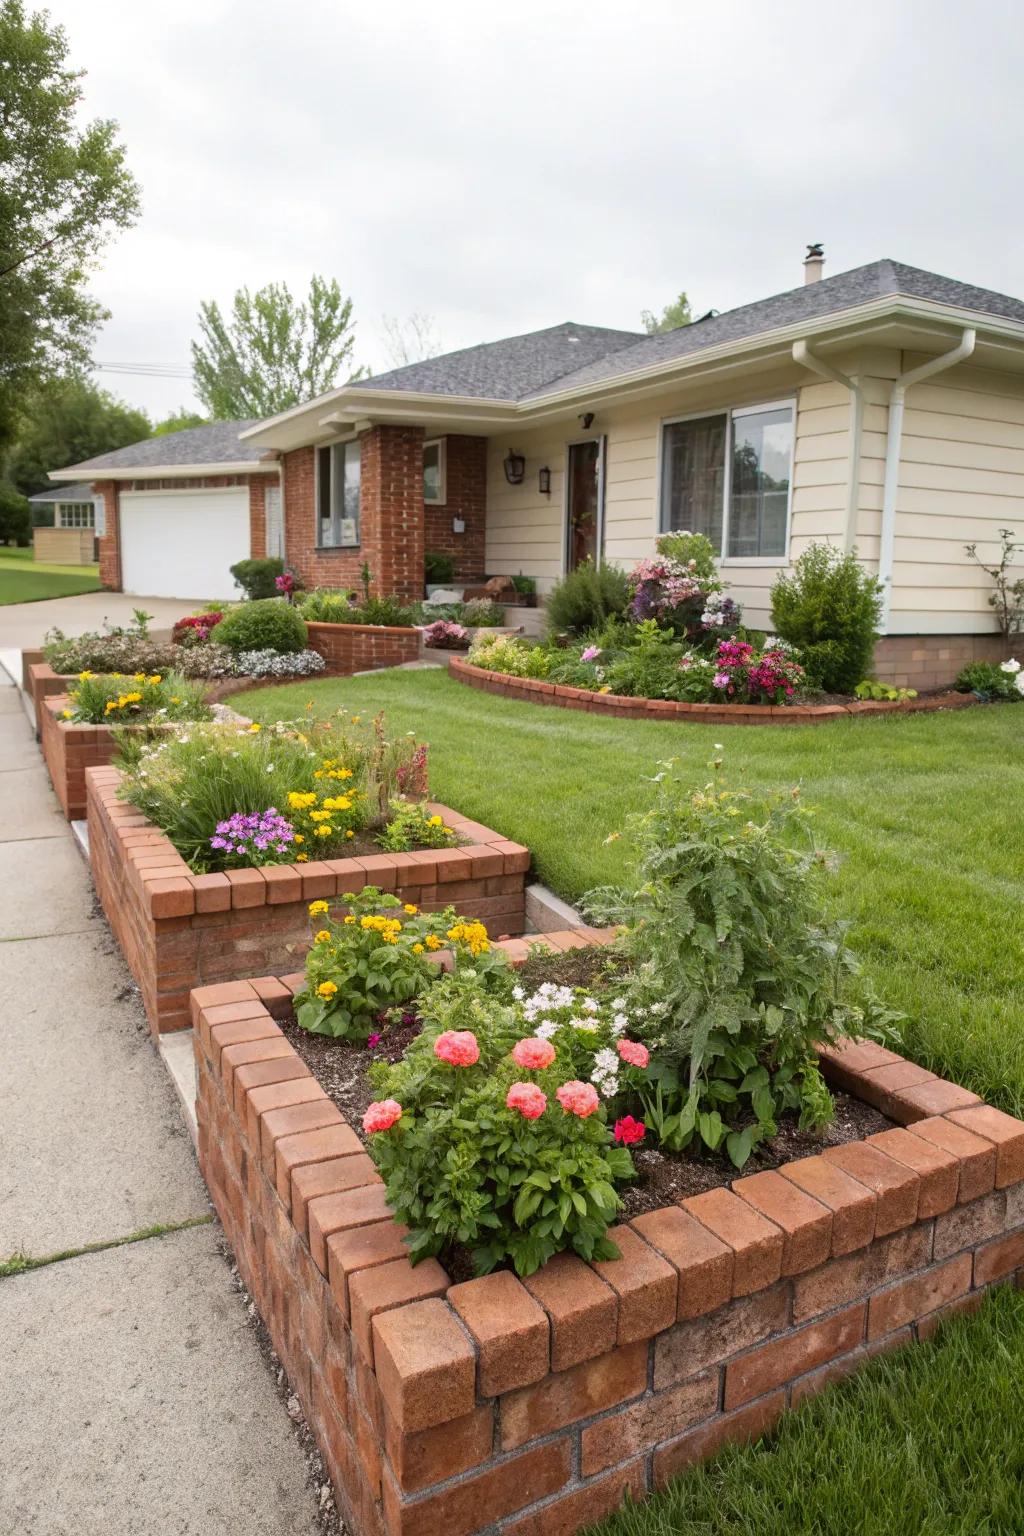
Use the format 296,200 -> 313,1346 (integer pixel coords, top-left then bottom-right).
0,675 -> 324,1533
0,591 -> 199,650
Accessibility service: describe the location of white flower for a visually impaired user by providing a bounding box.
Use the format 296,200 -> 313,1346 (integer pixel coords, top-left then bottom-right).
594,1048 -> 619,1075
611,1012 -> 629,1036
512,984 -> 525,1001
570,1018 -> 599,1033
581,997 -> 599,1014
534,1020 -> 558,1040
1001,658 -> 1021,674
611,997 -> 626,1011
1016,672 -> 1024,696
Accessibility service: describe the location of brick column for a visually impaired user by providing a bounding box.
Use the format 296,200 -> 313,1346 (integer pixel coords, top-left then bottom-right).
248,478 -> 267,560
425,435 -> 488,581
92,479 -> 121,590
360,425 -> 426,602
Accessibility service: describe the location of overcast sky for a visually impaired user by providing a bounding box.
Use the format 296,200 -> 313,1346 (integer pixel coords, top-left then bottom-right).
52,0 -> 1024,420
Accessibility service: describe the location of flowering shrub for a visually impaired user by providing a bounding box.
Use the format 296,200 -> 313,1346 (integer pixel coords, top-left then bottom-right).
172,612 -> 223,647
63,670 -> 210,726
627,533 -> 740,641
955,657 -> 1024,700
275,569 -> 302,600
466,632 -> 551,677
293,890 -> 506,1039
43,628 -> 180,676
377,800 -> 460,852
421,619 -> 470,650
230,648 -> 326,678
706,638 -> 805,703
364,975 -> 635,1275
209,809 -> 295,867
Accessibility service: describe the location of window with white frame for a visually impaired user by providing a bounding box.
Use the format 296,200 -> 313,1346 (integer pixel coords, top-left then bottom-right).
316,441 -> 361,547
58,502 -> 96,529
423,439 -> 446,504
660,400 -> 795,560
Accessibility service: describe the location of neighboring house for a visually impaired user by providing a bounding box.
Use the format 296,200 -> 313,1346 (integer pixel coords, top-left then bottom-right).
50,252 -> 1024,682
27,483 -> 100,564
28,481 -> 98,529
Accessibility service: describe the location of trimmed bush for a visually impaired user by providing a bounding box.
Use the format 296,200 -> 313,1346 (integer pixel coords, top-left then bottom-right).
216,598 -> 308,654
770,544 -> 882,692
425,550 -> 455,584
229,557 -> 284,600
546,560 -> 630,637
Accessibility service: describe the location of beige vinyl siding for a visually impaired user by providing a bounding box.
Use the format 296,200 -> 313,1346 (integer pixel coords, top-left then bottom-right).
485,434 -> 566,588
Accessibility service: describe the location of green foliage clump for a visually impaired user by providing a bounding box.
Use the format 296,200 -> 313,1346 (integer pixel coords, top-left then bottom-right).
365,975 -> 634,1275
855,679 -> 919,701
217,598 -> 307,654
0,483 -> 32,545
378,800 -> 459,852
229,557 -> 285,600
770,543 -> 882,692
546,560 -> 631,637
297,588 -> 357,622
466,633 -> 551,678
585,759 -> 890,1168
955,659 -> 1023,700
345,595 -> 421,628
66,669 -> 209,726
425,551 -> 455,584
655,529 -> 718,578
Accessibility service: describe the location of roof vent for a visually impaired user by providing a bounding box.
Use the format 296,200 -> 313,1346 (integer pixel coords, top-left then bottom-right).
804,243 -> 825,284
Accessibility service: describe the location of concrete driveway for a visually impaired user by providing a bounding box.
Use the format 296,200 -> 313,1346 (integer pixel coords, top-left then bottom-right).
0,591 -> 211,650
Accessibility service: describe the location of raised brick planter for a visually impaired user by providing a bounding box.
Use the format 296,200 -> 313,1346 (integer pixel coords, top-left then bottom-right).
39,694 -> 179,821
26,658 -> 74,721
307,622 -> 422,676
449,656 -> 979,727
194,966 -> 1024,1536
86,764 -> 530,1036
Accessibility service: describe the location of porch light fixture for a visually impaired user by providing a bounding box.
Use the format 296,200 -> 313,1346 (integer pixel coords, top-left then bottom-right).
538,466 -> 552,495
503,449 -> 526,485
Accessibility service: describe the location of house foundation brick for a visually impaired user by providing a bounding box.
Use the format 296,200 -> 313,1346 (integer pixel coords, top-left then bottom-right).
194,996 -> 1024,1536
873,633 -> 1010,688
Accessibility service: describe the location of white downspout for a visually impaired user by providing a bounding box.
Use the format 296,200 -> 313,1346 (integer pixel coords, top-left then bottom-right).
791,340 -> 863,550
877,329 -> 976,630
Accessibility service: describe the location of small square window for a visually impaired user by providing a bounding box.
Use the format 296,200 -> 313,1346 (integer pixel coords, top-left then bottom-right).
424,439 -> 446,505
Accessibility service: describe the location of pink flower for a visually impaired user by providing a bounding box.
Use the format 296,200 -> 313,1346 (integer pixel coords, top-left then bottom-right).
512,1037 -> 556,1070
556,1080 -> 600,1118
506,1082 -> 548,1119
366,1032 -> 382,1049
617,1039 -> 650,1069
614,1116 -> 647,1146
581,645 -> 601,662
363,1099 -> 402,1133
434,1029 -> 480,1067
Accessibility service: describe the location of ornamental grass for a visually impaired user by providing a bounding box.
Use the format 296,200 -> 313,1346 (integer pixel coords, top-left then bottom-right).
62,670 -> 211,726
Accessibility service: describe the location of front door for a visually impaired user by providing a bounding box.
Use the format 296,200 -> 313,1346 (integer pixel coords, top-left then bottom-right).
566,438 -> 604,571
265,484 -> 284,561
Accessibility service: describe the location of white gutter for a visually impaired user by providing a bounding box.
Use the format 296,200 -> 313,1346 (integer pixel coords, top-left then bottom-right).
792,340 -> 863,550
47,460 -> 278,482
877,328 -> 976,629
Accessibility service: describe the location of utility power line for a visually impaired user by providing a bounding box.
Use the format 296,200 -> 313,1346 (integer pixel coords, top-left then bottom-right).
94,360 -> 193,380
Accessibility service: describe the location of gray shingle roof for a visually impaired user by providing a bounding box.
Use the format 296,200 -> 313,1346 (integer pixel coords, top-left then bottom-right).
56,420 -> 259,475
29,482 -> 95,503
356,323 -> 643,401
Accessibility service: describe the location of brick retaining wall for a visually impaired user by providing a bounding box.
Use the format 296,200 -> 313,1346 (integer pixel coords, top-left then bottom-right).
194,982 -> 1024,1536
307,622 -> 422,675
86,765 -> 529,1035
26,659 -> 72,719
39,695 -> 173,821
449,657 -> 979,726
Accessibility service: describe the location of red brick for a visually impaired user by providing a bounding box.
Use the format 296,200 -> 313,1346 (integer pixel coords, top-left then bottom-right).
260,1098 -> 342,1164
448,1271 -> 550,1396
381,1437 -> 571,1536
908,1117 -> 997,1203
974,1229 -> 1024,1286
372,1297 -> 476,1433
946,1105 -> 1024,1188
652,1391 -> 786,1489
889,1078 -> 982,1123
328,1219 -> 413,1320
580,1369 -> 718,1476
147,878 -> 195,918
290,1152 -> 378,1241
723,1303 -> 865,1409
590,1226 -> 677,1343
351,1256 -> 450,1364
867,1253 -> 973,1339
915,1289 -> 986,1341
272,1119 -> 359,1200
208,1015 -> 281,1069
653,1284 -> 789,1390
261,864 -> 304,904
189,872 -> 232,912
220,1037 -> 295,1102
933,1190 -> 1007,1259
791,1225 -> 932,1323
822,1144 -> 920,1235
244,1077 -> 327,1148
300,860 -> 337,899
500,1342 -> 647,1451
226,866 -> 268,908
307,1182 -> 391,1273
682,1188 -> 784,1296
233,1056 -> 311,1116
630,1206 -> 733,1320
501,1461 -> 646,1536
732,1170 -> 833,1275
385,1405 -> 494,1494
521,1252 -> 617,1371
865,1127 -> 959,1218
779,1155 -> 877,1254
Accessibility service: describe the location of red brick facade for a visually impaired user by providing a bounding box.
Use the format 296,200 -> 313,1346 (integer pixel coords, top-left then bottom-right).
424,435 -> 488,583
194,983 -> 1024,1536
93,474 -> 273,593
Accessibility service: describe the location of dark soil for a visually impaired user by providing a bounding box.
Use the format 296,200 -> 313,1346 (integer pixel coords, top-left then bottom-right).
515,945 -> 629,993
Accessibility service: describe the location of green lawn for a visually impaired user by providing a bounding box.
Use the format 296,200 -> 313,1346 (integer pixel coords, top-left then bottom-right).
236,667 -> 1024,1534
0,546 -> 101,604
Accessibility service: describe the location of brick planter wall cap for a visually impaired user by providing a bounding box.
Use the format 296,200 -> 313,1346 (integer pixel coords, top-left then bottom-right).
307,620 -> 422,637
449,656 -> 980,726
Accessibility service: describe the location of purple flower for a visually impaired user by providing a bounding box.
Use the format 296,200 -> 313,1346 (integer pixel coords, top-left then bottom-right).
712,672 -> 730,688
581,645 -> 601,662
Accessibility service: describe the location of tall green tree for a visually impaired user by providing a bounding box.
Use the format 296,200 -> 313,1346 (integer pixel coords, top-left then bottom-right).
7,377 -> 150,496
641,291 -> 694,334
0,1 -> 141,452
191,276 -> 363,418
153,407 -> 208,436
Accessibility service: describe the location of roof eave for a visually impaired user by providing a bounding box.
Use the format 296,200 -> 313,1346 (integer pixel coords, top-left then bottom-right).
48,460 -> 279,483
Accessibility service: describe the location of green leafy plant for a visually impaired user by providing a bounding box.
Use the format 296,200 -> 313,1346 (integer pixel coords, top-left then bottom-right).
770,544 -> 882,693
965,529 -> 1024,639
425,551 -> 456,585
546,560 -> 631,638
855,679 -> 919,701
655,530 -> 718,579
378,800 -> 460,852
216,598 -> 308,654
584,758 -> 876,1167
364,974 -> 634,1275
466,632 -> 551,678
954,659 -> 1023,700
297,588 -> 358,622
229,557 -> 285,600
0,483 -> 31,545
511,573 -> 537,599
345,595 -> 421,628
63,669 -> 210,726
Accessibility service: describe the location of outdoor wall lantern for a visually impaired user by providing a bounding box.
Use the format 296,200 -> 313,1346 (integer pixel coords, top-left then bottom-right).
503,449 -> 526,485
538,466 -> 552,495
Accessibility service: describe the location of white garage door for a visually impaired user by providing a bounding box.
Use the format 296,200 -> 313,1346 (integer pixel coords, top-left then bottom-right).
119,488 -> 250,600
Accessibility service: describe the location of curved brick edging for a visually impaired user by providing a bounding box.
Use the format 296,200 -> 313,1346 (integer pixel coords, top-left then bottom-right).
307,621 -> 422,676
85,766 -> 530,1035
194,955 -> 1024,1536
449,656 -> 978,727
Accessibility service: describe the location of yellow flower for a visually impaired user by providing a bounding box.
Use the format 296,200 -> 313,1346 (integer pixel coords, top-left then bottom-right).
425,933 -> 443,951
293,834 -> 304,845
315,825 -> 333,837
316,981 -> 338,999
78,670 -> 93,681
428,815 -> 442,827
412,943 -> 424,954
296,853 -> 308,862
351,716 -> 361,724
61,709 -> 73,719
248,723 -> 261,733
148,675 -> 162,685
314,930 -> 331,944
343,915 -> 356,925
382,933 -> 398,944
308,900 -> 329,916
447,920 -> 490,957
403,903 -> 418,915
345,829 -> 354,839
442,826 -> 453,836
134,672 -> 146,682
169,696 -> 180,704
